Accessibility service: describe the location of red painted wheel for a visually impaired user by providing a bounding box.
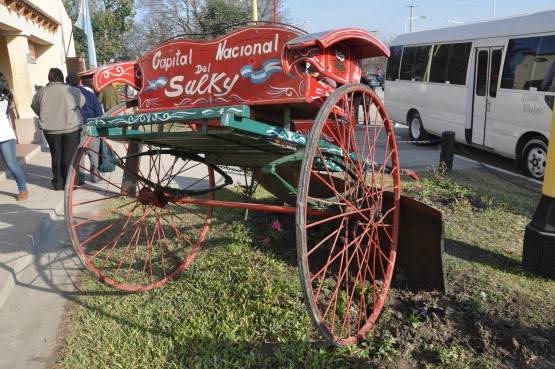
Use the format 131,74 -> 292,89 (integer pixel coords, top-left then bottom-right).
65,136 -> 214,291
296,84 -> 401,345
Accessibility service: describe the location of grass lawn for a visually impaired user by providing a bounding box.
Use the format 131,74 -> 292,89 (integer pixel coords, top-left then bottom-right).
53,168 -> 554,369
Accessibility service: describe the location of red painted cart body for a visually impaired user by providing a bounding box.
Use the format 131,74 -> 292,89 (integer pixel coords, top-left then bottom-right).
92,26 -> 387,136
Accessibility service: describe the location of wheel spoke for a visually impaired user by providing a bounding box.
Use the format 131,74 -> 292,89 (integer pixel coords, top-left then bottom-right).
66,134 -> 215,291
297,84 -> 400,345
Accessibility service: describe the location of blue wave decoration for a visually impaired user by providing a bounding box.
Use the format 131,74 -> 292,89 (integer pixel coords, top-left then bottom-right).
240,59 -> 283,84
143,76 -> 168,91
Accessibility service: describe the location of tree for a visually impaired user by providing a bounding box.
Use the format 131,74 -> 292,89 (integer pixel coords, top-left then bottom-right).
64,0 -> 135,67
128,0 -> 291,59
361,34 -> 394,74
197,0 -> 251,38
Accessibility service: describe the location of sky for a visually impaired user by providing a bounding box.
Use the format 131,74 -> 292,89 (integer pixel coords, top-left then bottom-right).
284,0 -> 554,41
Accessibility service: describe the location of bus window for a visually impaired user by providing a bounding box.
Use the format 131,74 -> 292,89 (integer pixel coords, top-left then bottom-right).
400,47 -> 416,80
400,45 -> 431,81
476,50 -> 488,96
430,45 -> 450,83
489,49 -> 502,97
430,42 -> 472,85
414,46 -> 431,81
448,43 -> 472,85
501,37 -> 540,90
386,45 -> 403,81
536,35 -> 555,92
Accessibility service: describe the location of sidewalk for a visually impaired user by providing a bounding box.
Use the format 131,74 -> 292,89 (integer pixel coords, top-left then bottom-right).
0,145 -> 82,369
0,145 -> 68,307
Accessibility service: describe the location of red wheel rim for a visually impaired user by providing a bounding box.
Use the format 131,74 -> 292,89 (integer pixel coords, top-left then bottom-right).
65,136 -> 214,291
297,84 -> 401,345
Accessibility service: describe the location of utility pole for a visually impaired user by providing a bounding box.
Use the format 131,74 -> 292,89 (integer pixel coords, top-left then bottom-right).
407,4 -> 417,32
252,0 -> 258,23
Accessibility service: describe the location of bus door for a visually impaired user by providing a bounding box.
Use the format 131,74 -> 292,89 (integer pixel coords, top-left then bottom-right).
471,47 -> 502,147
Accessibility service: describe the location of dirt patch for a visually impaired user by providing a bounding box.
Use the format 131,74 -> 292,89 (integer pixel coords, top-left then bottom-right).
366,268 -> 554,369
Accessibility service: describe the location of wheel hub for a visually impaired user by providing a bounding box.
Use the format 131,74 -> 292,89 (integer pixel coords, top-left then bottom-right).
528,149 -> 546,174
138,187 -> 169,207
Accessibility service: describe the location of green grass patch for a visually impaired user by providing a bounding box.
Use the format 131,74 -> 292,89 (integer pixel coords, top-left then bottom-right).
56,168 -> 554,368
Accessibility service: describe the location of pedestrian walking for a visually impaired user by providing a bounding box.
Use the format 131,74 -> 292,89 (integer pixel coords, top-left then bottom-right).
66,72 -> 103,184
354,72 -> 372,125
0,72 -> 28,201
375,68 -> 384,86
31,68 -> 85,191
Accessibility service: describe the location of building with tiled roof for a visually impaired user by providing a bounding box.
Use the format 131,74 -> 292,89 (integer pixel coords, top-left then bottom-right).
0,0 -> 80,144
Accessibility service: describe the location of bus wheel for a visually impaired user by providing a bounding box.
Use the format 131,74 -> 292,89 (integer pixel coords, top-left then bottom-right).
408,112 -> 430,144
521,136 -> 547,180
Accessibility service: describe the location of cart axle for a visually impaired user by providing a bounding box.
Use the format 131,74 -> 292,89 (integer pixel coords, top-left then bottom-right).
173,196 -> 329,217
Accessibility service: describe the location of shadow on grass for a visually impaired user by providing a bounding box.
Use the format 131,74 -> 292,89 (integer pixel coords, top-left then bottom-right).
444,238 -> 524,275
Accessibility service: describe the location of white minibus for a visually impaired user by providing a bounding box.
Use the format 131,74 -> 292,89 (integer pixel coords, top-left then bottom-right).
385,9 -> 555,180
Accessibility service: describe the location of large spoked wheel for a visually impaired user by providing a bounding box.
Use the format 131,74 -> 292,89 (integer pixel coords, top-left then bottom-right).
297,84 -> 401,345
65,136 -> 215,291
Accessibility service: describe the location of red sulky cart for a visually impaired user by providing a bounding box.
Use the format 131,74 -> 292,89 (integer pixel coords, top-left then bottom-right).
65,24 -> 426,346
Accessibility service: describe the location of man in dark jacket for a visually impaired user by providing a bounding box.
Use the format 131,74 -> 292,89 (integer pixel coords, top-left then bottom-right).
31,68 -> 85,191
66,72 -> 103,183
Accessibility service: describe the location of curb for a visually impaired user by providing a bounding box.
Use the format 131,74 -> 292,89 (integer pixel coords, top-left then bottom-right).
0,206 -> 61,308
0,144 -> 65,309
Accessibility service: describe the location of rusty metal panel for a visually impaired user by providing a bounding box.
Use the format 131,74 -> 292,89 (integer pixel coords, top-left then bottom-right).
397,195 -> 447,293
383,193 -> 447,293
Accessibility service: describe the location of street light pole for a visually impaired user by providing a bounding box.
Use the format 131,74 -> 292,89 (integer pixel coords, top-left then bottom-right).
405,15 -> 426,33
407,4 -> 416,32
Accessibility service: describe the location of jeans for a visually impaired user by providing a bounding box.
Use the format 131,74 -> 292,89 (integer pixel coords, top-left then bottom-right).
0,138 -> 27,192
82,130 -> 100,171
78,131 -> 100,183
44,129 -> 82,190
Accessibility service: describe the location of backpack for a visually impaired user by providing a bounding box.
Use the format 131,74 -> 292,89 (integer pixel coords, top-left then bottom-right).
98,139 -> 116,173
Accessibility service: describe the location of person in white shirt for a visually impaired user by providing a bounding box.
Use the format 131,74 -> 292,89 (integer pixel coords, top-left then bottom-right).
0,72 -> 28,201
